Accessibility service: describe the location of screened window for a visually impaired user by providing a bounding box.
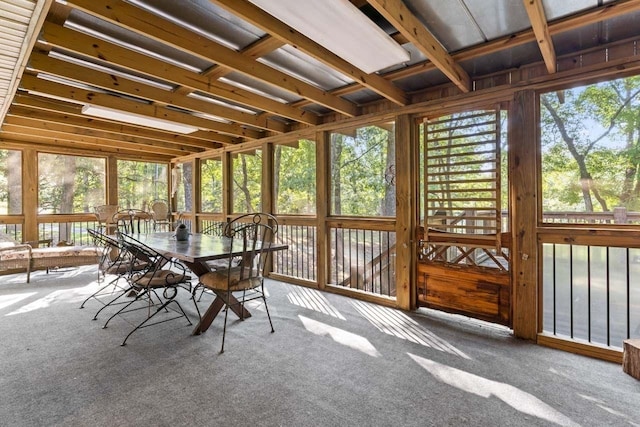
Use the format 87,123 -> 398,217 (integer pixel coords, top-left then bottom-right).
38,153 -> 105,214
275,139 -> 316,214
173,162 -> 192,212
232,151 -> 262,213
201,157 -> 223,213
330,122 -> 395,216
118,160 -> 168,210
540,76 -> 640,224
0,149 -> 22,215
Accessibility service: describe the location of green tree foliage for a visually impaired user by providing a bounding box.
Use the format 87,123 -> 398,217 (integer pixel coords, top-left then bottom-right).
541,76 -> 640,212
275,140 -> 316,214
38,154 -> 105,214
331,124 -> 395,216
201,158 -> 223,213
233,151 -> 261,213
0,150 -> 21,214
118,160 -> 168,210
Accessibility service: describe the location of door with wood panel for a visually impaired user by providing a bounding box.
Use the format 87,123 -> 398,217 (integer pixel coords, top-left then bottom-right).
417,109 -> 511,326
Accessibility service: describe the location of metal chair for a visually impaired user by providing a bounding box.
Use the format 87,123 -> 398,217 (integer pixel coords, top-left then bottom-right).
101,233 -> 194,346
150,200 -> 172,231
113,209 -> 153,234
193,213 -> 278,353
80,229 -> 129,309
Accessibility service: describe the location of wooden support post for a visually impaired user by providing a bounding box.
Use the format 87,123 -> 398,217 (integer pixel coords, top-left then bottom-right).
395,114 -> 416,310
22,149 -> 38,244
222,151 -> 232,221
106,155 -> 118,207
193,158 -> 201,231
623,339 -> 640,380
316,130 -> 329,290
510,90 -> 539,340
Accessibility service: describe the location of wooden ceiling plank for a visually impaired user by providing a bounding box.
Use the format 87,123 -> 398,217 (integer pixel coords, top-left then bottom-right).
209,0 -> 408,106
19,74 -> 255,142
28,51 -> 283,134
65,0 -> 359,117
522,0 -> 557,74
366,0 -> 471,93
11,93 -> 225,147
40,21 -> 318,126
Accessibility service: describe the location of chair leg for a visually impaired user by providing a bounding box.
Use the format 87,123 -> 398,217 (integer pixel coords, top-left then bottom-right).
121,296 -> 193,346
103,289 -> 147,328
263,294 -> 275,333
92,284 -> 134,320
80,276 -> 121,309
220,297 -> 230,354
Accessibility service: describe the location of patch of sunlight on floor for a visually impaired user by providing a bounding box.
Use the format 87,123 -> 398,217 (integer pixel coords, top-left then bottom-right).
286,285 -> 345,319
6,281 -> 100,316
409,353 -> 580,427
0,292 -> 37,310
352,300 -> 470,359
578,394 -> 639,426
299,314 -> 380,357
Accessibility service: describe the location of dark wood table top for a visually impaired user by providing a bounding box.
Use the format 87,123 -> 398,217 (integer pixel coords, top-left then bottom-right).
129,232 -> 287,264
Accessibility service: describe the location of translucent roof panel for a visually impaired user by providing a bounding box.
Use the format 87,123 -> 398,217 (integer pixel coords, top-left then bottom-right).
462,0 -> 531,41
542,0 -> 616,21
127,0 -> 265,50
220,71 -> 304,105
405,0 -> 484,51
65,9 -> 214,73
258,45 -> 354,91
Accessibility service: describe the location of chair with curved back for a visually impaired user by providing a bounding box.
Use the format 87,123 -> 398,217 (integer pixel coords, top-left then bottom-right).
94,204 -> 119,234
150,200 -> 172,231
193,213 -> 278,353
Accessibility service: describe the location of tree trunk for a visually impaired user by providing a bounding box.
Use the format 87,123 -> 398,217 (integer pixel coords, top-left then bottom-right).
183,162 -> 193,212
7,151 -> 21,214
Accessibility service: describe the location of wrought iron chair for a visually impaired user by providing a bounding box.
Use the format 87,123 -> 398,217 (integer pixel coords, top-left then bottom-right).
101,233 -> 194,346
113,209 -> 153,234
193,213 -> 278,353
150,200 -> 172,231
80,229 -> 128,309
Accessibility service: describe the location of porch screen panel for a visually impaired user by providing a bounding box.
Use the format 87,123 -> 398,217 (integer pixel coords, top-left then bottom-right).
425,110 -> 501,250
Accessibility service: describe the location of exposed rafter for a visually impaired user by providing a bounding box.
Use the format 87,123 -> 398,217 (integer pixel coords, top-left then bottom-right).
64,0 -> 360,117
366,0 -> 471,93
210,0 -> 408,106
522,0 -> 557,74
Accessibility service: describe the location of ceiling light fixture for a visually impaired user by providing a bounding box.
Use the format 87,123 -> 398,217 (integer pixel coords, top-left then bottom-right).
247,0 -> 410,74
81,105 -> 199,134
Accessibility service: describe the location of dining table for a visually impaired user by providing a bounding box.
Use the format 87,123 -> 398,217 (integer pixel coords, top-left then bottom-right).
129,232 -> 288,335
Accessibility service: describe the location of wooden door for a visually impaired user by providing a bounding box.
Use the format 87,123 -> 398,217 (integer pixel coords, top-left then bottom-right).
416,109 -> 512,326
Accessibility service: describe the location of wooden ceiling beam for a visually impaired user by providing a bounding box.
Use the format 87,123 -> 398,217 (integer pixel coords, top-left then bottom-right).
40,22 -> 318,126
367,0 -> 471,93
522,0 -> 557,74
0,125 -> 180,158
65,0 -> 359,117
383,0 -> 640,82
11,93 -> 223,148
6,106 -> 208,153
19,74 -> 253,143
27,51 -> 283,134
0,134 -> 173,161
210,0 -> 408,106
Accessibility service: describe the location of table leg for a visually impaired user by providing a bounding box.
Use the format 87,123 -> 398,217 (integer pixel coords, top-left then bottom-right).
192,292 -> 252,335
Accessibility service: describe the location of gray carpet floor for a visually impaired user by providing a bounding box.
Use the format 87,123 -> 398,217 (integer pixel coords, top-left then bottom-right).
0,266 -> 638,427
